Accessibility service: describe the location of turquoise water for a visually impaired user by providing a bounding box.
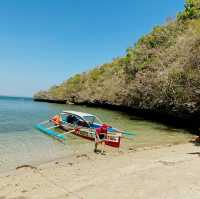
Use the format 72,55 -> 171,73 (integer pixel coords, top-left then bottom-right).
0,96 -> 73,173
0,96 -> 193,173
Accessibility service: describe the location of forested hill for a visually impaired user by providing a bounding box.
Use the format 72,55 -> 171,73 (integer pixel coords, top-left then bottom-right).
34,0 -> 200,127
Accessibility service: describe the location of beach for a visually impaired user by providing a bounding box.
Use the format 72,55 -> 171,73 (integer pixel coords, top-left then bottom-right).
0,96 -> 194,174
2,1 -> 200,199
0,142 -> 200,199
0,97 -> 198,198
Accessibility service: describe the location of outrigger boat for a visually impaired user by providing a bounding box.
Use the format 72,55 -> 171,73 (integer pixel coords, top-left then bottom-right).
36,110 -> 124,148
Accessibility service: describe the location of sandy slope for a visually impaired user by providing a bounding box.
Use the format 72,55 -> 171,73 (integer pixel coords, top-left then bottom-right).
0,143 -> 200,199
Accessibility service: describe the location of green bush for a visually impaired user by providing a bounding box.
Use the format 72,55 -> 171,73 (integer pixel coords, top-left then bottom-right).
178,0 -> 200,20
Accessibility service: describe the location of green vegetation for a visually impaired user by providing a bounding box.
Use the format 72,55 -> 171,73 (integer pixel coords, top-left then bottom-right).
178,0 -> 200,20
34,0 -> 200,124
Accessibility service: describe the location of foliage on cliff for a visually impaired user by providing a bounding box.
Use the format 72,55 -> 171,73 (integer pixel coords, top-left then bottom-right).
34,0 -> 200,122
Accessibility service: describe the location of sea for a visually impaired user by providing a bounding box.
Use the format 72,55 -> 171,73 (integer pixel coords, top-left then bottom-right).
0,96 -> 193,173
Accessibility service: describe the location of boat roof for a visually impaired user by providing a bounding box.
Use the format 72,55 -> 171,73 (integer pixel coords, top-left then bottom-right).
61,110 -> 96,118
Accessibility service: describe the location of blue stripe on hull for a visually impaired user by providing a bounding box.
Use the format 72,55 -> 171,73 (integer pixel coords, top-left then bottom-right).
35,124 -> 65,140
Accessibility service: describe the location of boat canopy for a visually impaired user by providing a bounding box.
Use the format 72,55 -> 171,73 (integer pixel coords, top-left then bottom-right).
62,110 -> 95,118
61,110 -> 102,124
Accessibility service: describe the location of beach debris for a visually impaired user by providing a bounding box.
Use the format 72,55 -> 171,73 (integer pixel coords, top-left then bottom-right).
76,154 -> 89,159
21,189 -> 28,193
128,147 -> 136,151
188,152 -> 200,157
158,160 -> 176,166
16,165 -> 37,170
68,162 -> 73,166
189,136 -> 200,146
195,136 -> 200,143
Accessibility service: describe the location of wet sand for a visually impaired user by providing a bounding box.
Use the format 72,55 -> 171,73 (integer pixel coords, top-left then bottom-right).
0,142 -> 200,199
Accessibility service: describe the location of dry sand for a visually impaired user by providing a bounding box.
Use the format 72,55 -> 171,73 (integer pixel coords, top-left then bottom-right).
0,143 -> 200,199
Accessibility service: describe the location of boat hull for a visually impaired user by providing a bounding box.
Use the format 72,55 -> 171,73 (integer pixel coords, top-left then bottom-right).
60,125 -> 121,148
35,123 -> 121,148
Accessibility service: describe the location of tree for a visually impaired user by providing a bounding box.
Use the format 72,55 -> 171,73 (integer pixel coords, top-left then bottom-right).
178,0 -> 200,20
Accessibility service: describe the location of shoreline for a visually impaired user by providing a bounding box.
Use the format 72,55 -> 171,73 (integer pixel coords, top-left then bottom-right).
0,136 -> 194,176
0,142 -> 200,198
33,98 -> 199,131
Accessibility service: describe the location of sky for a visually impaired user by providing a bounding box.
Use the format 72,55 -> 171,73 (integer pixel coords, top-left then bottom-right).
0,0 -> 185,97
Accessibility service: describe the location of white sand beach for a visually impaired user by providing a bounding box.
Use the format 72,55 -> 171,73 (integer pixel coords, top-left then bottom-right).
0,142 -> 200,199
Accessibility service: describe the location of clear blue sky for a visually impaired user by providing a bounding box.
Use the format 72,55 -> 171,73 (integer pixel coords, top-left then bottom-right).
0,0 -> 185,97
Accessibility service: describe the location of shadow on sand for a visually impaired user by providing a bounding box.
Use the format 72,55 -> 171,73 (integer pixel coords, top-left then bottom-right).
187,152 -> 200,157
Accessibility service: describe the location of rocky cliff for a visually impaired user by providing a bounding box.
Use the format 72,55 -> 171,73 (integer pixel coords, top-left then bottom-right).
34,0 -> 200,128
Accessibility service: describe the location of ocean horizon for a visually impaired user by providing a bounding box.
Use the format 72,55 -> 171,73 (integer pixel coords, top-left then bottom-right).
0,95 -> 33,99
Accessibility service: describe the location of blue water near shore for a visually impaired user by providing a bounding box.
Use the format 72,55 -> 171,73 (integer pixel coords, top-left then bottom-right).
0,96 -> 83,173
0,96 -> 193,173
